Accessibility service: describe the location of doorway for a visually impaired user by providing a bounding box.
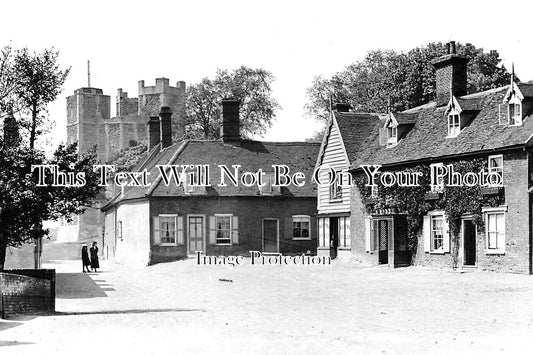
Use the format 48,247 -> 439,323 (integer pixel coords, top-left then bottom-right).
262,219 -> 279,253
375,219 -> 390,264
188,215 -> 204,253
463,219 -> 476,266
329,217 -> 339,259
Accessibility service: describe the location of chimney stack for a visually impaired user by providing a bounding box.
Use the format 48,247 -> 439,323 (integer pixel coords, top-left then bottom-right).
432,41 -> 469,106
147,116 -> 160,150
159,106 -> 172,148
334,103 -> 351,112
221,99 -> 241,142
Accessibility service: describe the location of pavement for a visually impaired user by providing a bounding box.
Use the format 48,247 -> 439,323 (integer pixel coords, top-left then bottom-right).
1,258 -> 533,354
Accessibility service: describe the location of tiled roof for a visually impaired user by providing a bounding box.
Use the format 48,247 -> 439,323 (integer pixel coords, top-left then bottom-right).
351,83 -> 533,169
315,112 -> 382,168
335,113 -> 383,161
105,139 -> 320,207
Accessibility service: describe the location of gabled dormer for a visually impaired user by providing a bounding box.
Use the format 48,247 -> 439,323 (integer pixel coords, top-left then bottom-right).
384,114 -> 398,146
445,95 -> 462,138
502,80 -> 524,126
379,112 -> 416,147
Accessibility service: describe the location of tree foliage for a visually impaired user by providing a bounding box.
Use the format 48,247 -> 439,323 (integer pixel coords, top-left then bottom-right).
111,143 -> 148,172
306,42 -> 513,122
0,141 -> 104,269
0,44 -> 98,269
185,66 -> 280,139
12,47 -> 70,149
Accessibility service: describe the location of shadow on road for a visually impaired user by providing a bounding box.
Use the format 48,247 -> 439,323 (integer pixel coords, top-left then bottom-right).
50,308 -> 205,316
0,340 -> 34,347
0,320 -> 25,332
56,273 -> 113,299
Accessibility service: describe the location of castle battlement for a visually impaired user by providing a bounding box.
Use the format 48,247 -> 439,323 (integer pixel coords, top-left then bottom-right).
66,77 -> 186,163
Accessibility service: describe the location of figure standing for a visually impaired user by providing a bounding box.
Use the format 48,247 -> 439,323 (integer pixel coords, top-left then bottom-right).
81,245 -> 91,273
89,241 -> 100,272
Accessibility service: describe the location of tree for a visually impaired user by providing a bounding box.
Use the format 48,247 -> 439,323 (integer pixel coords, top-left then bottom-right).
185,66 -> 280,139
0,140 -> 104,270
305,42 -> 513,122
111,143 -> 148,172
0,45 -> 16,113
12,47 -> 70,149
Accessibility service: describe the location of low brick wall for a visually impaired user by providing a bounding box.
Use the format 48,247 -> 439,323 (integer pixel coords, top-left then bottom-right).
0,269 -> 55,319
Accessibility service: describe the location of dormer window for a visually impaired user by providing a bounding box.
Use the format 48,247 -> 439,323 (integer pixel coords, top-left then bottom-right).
508,98 -> 522,126
502,77 -> 524,126
445,95 -> 462,138
387,126 -> 397,146
260,172 -> 280,195
447,113 -> 460,137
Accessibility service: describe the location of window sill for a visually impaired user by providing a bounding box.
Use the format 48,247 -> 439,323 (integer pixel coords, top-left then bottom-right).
158,243 -> 178,247
429,250 -> 446,255
328,198 -> 343,203
292,238 -> 311,241
215,243 -> 232,246
485,250 -> 505,255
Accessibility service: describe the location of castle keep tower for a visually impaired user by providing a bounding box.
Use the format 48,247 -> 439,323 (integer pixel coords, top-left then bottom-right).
66,87 -> 111,153
61,78 -> 186,243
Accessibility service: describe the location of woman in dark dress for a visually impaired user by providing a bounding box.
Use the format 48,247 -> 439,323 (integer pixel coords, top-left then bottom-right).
81,245 -> 91,273
89,241 -> 100,272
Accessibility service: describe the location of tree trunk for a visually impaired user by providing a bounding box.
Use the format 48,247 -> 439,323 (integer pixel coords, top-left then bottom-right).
0,240 -> 6,271
30,102 -> 37,150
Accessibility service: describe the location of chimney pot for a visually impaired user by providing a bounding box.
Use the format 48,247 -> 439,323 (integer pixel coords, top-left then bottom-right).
159,106 -> 172,148
221,99 -> 241,142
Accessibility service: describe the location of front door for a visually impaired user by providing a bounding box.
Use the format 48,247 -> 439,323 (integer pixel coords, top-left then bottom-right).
188,216 -> 204,253
376,219 -> 390,264
329,217 -> 339,259
463,219 -> 476,266
263,219 -> 278,253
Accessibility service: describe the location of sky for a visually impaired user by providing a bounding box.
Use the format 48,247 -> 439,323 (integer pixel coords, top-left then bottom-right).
1,0 -> 532,150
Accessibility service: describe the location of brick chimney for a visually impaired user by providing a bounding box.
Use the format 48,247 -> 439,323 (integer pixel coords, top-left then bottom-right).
147,116 -> 160,150
221,99 -> 241,142
334,103 -> 351,112
432,41 -> 469,106
159,106 -> 172,148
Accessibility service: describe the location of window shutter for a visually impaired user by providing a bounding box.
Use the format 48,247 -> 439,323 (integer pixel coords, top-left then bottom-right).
324,218 -> 330,247
345,218 -> 351,247
285,217 -> 293,240
318,218 -> 324,247
498,104 -> 508,125
379,128 -> 388,146
232,216 -> 239,244
443,217 -> 450,253
423,215 -> 431,253
365,217 -> 371,252
339,217 -> 345,247
153,216 -> 160,245
177,216 -> 184,245
209,216 -> 216,244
